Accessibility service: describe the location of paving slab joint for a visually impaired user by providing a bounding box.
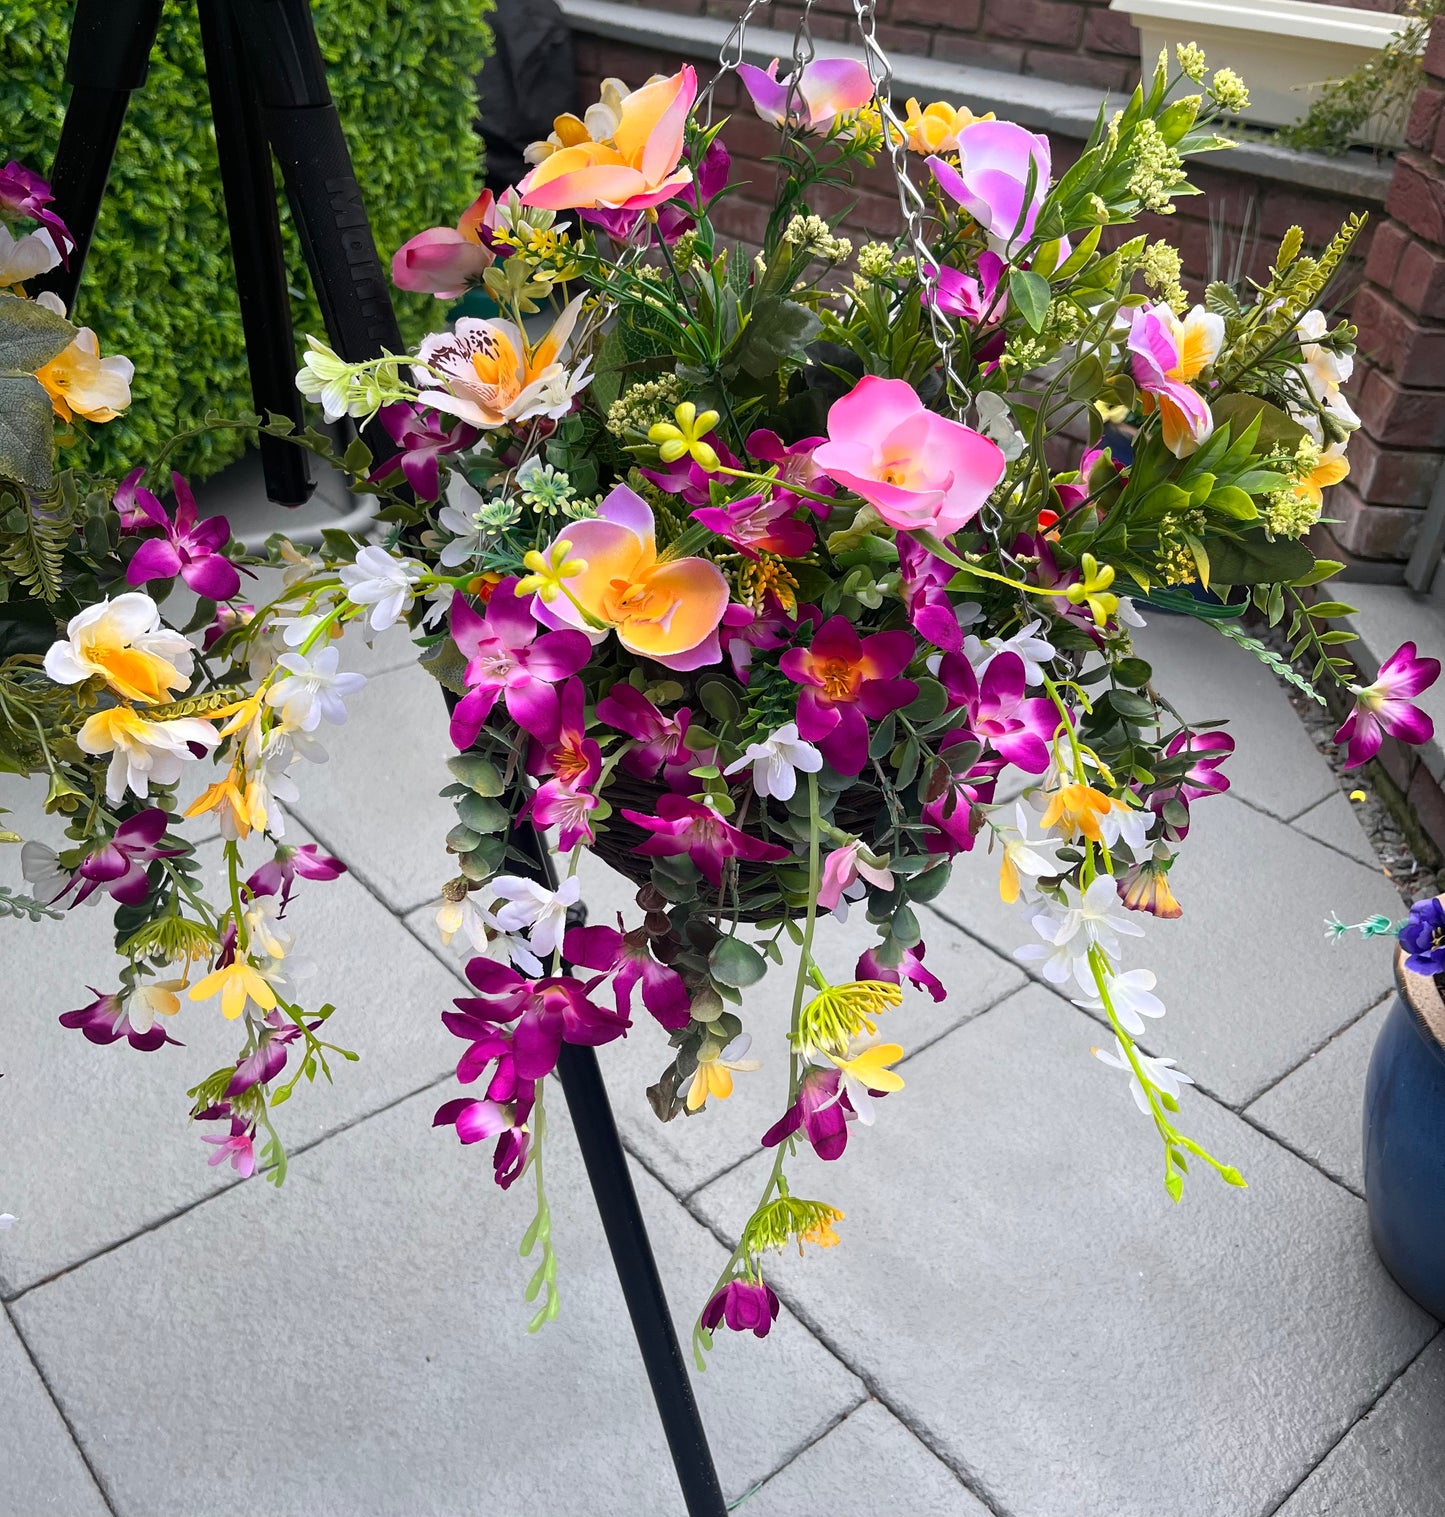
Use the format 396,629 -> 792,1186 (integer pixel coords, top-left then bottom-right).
725,1394 -> 870,1511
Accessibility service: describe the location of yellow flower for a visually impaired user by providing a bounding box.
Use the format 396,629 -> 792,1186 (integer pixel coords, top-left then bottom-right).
1117,858 -> 1183,918
685,1033 -> 761,1111
35,326 -> 134,423
43,592 -> 194,705
188,958 -> 278,1021
1292,443 -> 1349,508
649,401 -> 721,471
796,979 -> 903,1055
185,767 -> 266,841
1063,553 -> 1118,627
902,98 -> 992,154
516,539 -> 587,603
1039,782 -> 1114,843
798,1206 -> 845,1252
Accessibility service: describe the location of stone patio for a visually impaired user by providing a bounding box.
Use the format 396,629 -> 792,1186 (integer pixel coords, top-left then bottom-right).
1,609 -> 1440,1517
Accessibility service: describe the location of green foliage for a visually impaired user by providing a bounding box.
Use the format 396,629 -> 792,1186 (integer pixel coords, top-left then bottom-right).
1278,0 -> 1442,156
0,0 -> 492,481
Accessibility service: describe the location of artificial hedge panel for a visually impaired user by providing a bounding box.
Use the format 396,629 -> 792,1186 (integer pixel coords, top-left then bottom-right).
1,0 -> 492,481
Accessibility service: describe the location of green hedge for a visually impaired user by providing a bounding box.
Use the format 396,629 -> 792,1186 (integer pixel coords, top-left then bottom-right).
1,0 -> 492,481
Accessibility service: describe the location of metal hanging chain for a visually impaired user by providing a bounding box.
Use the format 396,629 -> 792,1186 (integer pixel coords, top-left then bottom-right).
776,0 -> 817,168
696,0 -> 775,126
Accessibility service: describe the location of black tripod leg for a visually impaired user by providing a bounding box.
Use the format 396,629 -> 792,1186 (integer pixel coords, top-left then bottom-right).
507,812 -> 727,1517
33,0 -> 165,313
197,0 -> 313,507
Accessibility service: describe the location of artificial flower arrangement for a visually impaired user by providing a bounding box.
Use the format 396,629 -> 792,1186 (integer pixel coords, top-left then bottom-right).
2,40 -> 1440,1354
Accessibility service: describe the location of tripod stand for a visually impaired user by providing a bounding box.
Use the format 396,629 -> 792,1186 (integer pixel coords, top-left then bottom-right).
42,3 -> 725,1511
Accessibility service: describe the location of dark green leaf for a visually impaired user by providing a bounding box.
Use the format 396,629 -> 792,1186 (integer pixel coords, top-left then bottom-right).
1009,268 -> 1051,333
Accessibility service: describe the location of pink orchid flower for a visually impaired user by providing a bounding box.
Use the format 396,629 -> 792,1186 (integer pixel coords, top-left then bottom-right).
722,602 -> 785,683
528,676 -> 601,789
640,432 -> 738,506
856,942 -> 947,1003
620,794 -> 791,887
923,250 -> 1006,325
449,579 -> 592,748
370,402 -> 478,501
391,188 -> 496,298
1335,642 -> 1440,769
897,535 -> 965,654
201,1120 -> 257,1178
762,1065 -> 856,1160
455,958 -> 629,1080
564,920 -> 691,1029
922,740 -> 998,855
246,844 -> 346,913
747,429 -> 835,514
525,778 -> 600,850
441,1005 -> 527,1104
67,808 -> 182,907
738,57 -> 874,133
816,841 -> 895,912
927,121 -> 1051,253
59,988 -> 180,1053
433,1058 -> 535,1187
0,159 -> 73,261
691,493 -> 814,559
813,375 -> 1005,537
781,614 -> 919,776
937,650 -> 1056,773
1150,729 -> 1234,839
702,1278 -> 780,1339
122,470 -> 241,601
1127,302 -> 1223,458
595,682 -> 700,784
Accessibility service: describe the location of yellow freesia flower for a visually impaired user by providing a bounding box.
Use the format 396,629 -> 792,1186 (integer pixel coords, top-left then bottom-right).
189,958 -> 278,1021
649,401 -> 721,471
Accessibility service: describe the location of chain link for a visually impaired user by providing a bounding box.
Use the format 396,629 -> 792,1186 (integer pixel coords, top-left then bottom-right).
776,0 -> 817,166
696,0 -> 775,126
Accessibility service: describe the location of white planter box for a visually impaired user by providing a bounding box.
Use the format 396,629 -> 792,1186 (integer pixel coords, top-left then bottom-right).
1109,0 -> 1410,141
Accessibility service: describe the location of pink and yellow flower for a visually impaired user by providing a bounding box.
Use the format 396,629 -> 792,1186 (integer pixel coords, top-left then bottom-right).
1127,302 -> 1223,458
531,484 -> 731,671
813,375 -> 1005,537
36,325 -> 133,423
518,66 -> 697,212
736,57 -> 875,134
391,189 -> 496,299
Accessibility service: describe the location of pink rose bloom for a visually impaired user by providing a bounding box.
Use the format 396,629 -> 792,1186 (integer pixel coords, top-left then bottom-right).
813,375 -> 1005,537
927,120 -> 1051,254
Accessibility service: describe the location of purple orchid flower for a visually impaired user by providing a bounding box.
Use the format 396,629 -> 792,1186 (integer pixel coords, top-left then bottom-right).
1401,898 -> 1445,977
59,989 -> 180,1053
246,844 -> 346,914
620,794 -> 792,888
702,1278 -> 781,1339
202,601 -> 255,653
523,678 -> 603,847
441,1006 -> 526,1103
0,160 -> 73,262
122,471 -> 241,601
67,809 -> 182,907
225,1016 -> 307,1097
595,682 -> 701,784
856,942 -> 946,1002
761,1064 -> 855,1160
454,958 -> 629,1080
897,535 -> 965,654
1335,642 -> 1440,769
937,650 -> 1055,773
1151,729 -> 1233,839
433,1087 -> 534,1187
201,1117 -> 257,1177
525,777 -> 601,850
582,138 -> 731,243
927,121 -> 1051,253
722,602 -> 785,683
370,402 -> 479,502
923,251 -> 1006,325
564,920 -> 691,1029
781,615 -> 919,777
449,579 -> 593,748
691,493 -> 814,559
747,429 -> 834,515
922,738 -> 998,856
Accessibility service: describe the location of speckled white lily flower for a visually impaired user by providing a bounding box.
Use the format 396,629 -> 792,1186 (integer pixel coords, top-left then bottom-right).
723,722 -> 822,801
264,646 -> 365,732
1093,1035 -> 1193,1114
1073,968 -> 1165,1037
339,545 -> 426,633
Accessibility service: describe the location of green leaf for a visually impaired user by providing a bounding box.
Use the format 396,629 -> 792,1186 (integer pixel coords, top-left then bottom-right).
446,753 -> 505,795
1009,268 -> 1051,333
1108,689 -> 1156,723
709,935 -> 768,989
903,678 -> 948,723
735,298 -> 822,379
697,677 -> 743,726
1211,393 -> 1308,451
1204,485 -> 1258,521
1204,529 -> 1314,587
0,292 -> 76,377
1113,657 -> 1153,689
1294,558 -> 1344,588
456,793 -> 508,833
0,373 -> 56,490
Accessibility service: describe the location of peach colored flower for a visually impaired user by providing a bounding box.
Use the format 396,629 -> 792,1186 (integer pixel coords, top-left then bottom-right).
518,66 -> 697,212
36,325 -> 133,423
391,189 -> 495,299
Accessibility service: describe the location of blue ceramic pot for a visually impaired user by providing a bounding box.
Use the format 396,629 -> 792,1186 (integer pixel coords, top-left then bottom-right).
1363,946 -> 1445,1319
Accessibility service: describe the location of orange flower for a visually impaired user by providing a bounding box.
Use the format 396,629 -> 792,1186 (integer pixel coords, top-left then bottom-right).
1293,444 -> 1349,508
1039,782 -> 1114,842
518,67 -> 697,211
1118,858 -> 1183,918
36,326 -> 133,423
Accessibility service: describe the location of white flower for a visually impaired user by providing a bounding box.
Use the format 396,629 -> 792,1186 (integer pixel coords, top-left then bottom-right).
0,223 -> 60,284
44,592 -> 194,703
436,891 -> 491,954
1093,1035 -> 1193,1114
264,646 -> 365,732
339,545 -> 425,633
1073,967 -> 1165,1036
20,840 -> 72,905
123,977 -> 186,1034
964,618 -> 1056,687
279,611 -> 333,649
1297,309 -> 1352,396
421,581 -> 455,628
487,874 -> 581,964
1014,875 -> 1144,990
1114,596 -> 1147,629
0,1213 -> 17,1231
295,336 -> 365,423
528,356 -> 593,420
76,708 -> 221,803
723,721 -> 822,801
436,474 -> 492,568
243,895 -> 295,961
1098,798 -> 1150,856
994,802 -> 1067,903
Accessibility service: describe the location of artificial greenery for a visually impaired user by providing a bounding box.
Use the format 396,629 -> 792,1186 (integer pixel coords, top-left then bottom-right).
0,0 -> 492,481
1277,0 -> 1441,157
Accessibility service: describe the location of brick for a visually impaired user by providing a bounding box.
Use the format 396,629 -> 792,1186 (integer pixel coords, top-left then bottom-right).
1363,217 -> 1409,287
1360,367 -> 1445,447
1408,82 -> 1445,153
1385,152 -> 1445,245
1082,5 -> 1140,56
932,33 -> 1025,70
1026,47 -> 1130,90
1425,15 -> 1445,81
1330,480 -> 1424,559
1259,186 -> 1362,249
874,21 -> 932,52
892,0 -> 980,25
1408,763 -> 1445,857
1393,236 -> 1445,318
983,0 -> 1082,48
711,196 -> 773,247
1354,287 -> 1445,388
1343,430 -> 1444,509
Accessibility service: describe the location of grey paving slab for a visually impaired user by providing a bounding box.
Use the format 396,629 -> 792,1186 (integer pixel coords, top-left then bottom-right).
0,1310 -> 109,1517
1246,999 -> 1391,1196
285,659 -> 457,913
0,828 -> 457,1295
1274,1332 -> 1445,1517
1291,791 -> 1384,870
1132,614 -> 1336,820
12,1085 -> 863,1517
737,1399 -> 987,1517
931,793 -> 1401,1107
694,985 -> 1436,1517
